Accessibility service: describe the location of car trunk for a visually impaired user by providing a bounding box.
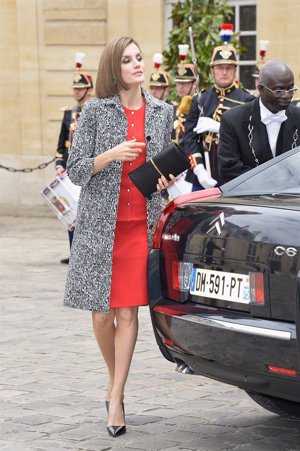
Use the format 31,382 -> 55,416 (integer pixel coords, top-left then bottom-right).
160,197 -> 300,322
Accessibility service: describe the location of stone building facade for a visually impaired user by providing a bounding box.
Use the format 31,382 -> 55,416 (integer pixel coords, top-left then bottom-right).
1,0 -> 300,210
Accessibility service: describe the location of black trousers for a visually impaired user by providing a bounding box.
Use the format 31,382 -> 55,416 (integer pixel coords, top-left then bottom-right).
68,229 -> 74,249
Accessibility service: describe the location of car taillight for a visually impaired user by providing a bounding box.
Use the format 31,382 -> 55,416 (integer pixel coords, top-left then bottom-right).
162,338 -> 174,346
172,261 -> 193,292
250,272 -> 265,305
153,201 -> 177,249
172,261 -> 179,290
152,188 -> 222,249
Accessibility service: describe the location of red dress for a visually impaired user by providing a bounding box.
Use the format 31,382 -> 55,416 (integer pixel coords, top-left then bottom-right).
110,102 -> 149,308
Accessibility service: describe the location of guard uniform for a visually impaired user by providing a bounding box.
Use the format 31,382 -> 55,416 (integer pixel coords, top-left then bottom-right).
172,45 -> 196,147
172,95 -> 193,147
184,84 -> 254,184
55,72 -> 93,173
55,106 -> 75,171
184,24 -> 255,188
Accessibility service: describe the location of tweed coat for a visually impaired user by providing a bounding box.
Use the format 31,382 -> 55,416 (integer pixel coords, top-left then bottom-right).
64,89 -> 173,312
218,97 -> 300,184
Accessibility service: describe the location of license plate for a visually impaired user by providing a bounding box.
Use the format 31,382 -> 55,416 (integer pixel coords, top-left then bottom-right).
190,268 -> 250,304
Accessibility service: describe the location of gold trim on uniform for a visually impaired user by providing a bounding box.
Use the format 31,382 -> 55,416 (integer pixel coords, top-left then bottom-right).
151,72 -> 160,82
172,95 -> 193,144
221,96 -> 246,105
203,86 -> 248,148
73,73 -> 82,83
213,82 -> 236,97
219,49 -> 233,60
178,66 -> 187,76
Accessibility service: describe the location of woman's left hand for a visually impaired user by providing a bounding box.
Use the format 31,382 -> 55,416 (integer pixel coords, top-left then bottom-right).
156,174 -> 175,192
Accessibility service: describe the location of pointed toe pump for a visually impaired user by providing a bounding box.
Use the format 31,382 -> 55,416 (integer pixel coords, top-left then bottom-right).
106,402 -> 126,437
107,424 -> 126,437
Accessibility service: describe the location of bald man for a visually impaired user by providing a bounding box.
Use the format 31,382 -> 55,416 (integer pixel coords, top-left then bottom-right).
218,60 -> 300,184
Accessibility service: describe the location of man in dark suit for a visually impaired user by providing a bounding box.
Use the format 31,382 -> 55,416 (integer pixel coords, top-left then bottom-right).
218,60 -> 300,184
184,36 -> 254,191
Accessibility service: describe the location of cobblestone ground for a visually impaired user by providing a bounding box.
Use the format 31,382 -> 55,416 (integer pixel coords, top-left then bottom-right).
1,215 -> 300,451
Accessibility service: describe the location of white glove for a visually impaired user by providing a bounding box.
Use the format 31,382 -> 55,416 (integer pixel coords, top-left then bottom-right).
193,164 -> 217,189
193,117 -> 220,134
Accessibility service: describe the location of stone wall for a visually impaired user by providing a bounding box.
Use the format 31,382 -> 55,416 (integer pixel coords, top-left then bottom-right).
0,0 -> 164,211
257,0 -> 300,82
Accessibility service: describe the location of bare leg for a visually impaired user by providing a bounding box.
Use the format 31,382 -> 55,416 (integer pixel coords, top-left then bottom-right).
108,306 -> 139,426
92,310 -> 116,400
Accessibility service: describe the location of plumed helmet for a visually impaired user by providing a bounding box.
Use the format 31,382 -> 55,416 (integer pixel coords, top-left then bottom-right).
174,45 -> 196,82
210,24 -> 237,67
149,53 -> 169,87
72,52 -> 93,89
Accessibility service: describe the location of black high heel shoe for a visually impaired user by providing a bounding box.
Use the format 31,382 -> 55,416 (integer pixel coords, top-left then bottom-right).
107,424 -> 126,437
106,402 -> 126,437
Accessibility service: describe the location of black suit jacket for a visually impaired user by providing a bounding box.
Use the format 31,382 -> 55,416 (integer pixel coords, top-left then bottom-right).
218,98 -> 300,184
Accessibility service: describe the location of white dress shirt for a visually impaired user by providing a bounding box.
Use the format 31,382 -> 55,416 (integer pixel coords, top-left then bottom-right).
259,98 -> 287,157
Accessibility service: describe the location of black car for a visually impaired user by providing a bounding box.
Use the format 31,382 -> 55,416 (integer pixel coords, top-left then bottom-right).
149,146 -> 300,419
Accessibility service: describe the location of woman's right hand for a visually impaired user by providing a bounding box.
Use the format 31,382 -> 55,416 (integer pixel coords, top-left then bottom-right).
107,139 -> 145,162
93,139 -> 145,176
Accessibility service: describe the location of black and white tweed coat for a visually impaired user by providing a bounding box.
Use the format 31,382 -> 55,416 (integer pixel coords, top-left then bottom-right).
64,89 -> 173,312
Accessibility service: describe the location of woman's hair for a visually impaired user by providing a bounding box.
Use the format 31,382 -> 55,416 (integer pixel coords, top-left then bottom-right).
95,36 -> 141,98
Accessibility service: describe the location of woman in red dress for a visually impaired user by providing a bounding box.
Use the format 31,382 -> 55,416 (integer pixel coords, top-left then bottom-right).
64,36 -> 174,437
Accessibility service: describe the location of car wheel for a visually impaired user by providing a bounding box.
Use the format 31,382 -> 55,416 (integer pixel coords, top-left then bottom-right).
246,391 -> 300,420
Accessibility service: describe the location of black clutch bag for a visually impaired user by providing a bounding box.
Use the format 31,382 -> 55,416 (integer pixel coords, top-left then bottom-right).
128,142 -> 190,198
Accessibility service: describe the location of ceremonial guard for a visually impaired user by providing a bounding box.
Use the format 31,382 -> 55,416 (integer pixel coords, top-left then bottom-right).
172,44 -> 196,146
55,53 -> 93,264
148,53 -> 170,101
184,24 -> 255,190
166,45 -> 197,197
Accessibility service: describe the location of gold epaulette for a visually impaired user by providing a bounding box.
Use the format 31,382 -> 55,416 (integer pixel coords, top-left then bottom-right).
177,95 -> 193,115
